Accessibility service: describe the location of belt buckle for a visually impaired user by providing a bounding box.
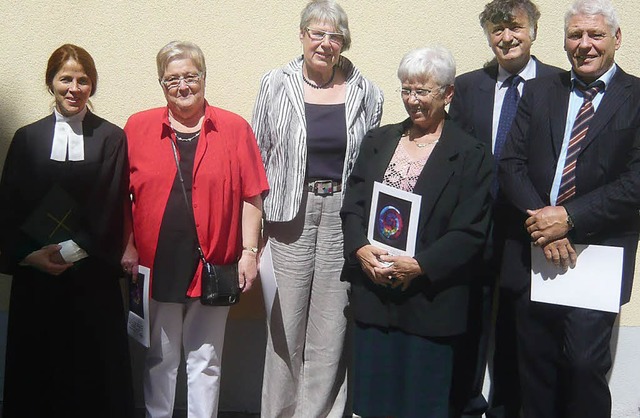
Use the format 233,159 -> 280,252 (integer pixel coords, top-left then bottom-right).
313,180 -> 333,196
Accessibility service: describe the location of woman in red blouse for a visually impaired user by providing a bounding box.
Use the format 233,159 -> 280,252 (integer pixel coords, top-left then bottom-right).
121,41 -> 268,418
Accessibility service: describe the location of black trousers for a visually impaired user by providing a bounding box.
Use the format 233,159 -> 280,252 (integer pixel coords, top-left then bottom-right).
450,284 -> 522,418
515,291 -> 617,418
450,205 -> 522,418
487,288 -> 522,418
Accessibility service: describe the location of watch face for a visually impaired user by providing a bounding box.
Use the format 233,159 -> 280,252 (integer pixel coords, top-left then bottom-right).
567,214 -> 575,229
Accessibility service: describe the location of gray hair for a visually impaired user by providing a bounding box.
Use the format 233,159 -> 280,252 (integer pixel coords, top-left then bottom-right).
565,0 -> 619,34
300,0 -> 351,52
156,41 -> 206,80
479,0 -> 540,40
397,46 -> 456,89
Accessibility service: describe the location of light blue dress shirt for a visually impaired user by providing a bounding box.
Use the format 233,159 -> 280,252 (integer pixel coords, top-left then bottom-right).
549,64 -> 618,205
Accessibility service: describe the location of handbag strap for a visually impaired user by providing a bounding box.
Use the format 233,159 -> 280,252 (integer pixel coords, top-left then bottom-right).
169,135 -> 245,291
168,137 -> 208,266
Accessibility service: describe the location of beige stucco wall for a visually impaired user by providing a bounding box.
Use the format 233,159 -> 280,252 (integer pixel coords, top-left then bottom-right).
1,0 -> 640,325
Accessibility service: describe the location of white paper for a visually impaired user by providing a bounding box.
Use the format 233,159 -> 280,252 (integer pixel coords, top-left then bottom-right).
530,244 -> 623,313
58,239 -> 88,263
367,181 -> 422,256
127,265 -> 151,347
259,241 -> 278,322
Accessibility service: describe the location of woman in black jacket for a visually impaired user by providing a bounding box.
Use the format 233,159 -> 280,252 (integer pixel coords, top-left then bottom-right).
341,46 -> 492,418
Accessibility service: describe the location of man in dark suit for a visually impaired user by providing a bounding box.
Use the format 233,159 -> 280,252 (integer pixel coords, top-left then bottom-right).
449,1 -> 561,417
498,0 -> 640,417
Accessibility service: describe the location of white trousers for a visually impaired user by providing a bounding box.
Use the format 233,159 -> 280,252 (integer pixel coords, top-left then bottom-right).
261,192 -> 349,418
144,298 -> 229,418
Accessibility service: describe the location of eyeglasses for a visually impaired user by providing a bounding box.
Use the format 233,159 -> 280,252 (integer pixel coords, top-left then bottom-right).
398,87 -> 438,99
305,27 -> 344,45
161,74 -> 202,90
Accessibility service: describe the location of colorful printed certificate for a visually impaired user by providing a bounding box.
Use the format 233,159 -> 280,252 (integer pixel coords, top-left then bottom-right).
367,181 -> 422,256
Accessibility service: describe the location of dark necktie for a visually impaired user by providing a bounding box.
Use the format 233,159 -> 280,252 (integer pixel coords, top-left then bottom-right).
492,74 -> 523,197
556,83 -> 603,205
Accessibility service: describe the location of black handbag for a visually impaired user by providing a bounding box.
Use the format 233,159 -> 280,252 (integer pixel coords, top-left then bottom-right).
169,137 -> 244,306
200,261 -> 245,306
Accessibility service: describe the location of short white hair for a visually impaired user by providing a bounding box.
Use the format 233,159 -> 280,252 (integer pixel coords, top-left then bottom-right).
397,46 -> 456,89
565,0 -> 619,34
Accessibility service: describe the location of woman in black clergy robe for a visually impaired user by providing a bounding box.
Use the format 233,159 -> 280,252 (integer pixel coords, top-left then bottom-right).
0,44 -> 133,418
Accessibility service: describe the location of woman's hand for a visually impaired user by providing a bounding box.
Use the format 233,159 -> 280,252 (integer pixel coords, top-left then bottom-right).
121,239 -> 139,276
355,245 -> 391,286
377,254 -> 424,291
240,194 -> 262,292
23,244 -> 73,276
238,250 -> 258,292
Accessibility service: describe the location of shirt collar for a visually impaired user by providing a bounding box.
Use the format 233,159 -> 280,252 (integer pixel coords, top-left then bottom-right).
54,106 -> 88,123
497,56 -> 537,88
161,101 -> 217,139
571,63 -> 617,91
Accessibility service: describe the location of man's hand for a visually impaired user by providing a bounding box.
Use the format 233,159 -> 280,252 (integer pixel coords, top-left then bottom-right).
541,238 -> 577,270
526,206 -> 571,246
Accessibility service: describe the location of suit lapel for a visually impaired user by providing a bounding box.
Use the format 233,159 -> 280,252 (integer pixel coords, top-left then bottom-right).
474,67 -> 497,146
283,68 -> 306,132
413,120 -> 458,231
345,81 -> 363,131
579,69 -> 632,154
82,111 -> 97,138
371,121 -> 405,179
550,73 -> 572,157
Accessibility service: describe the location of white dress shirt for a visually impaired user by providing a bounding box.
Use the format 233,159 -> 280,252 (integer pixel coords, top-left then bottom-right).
549,64 -> 617,205
491,57 -> 537,153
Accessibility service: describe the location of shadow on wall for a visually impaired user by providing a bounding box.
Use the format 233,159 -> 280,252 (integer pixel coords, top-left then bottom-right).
0,271 -> 9,399
609,314 -> 620,380
127,278 -> 268,413
0,85 -> 21,400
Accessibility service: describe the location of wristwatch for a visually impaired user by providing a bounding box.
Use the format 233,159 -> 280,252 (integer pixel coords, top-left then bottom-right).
243,246 -> 259,254
566,213 -> 575,230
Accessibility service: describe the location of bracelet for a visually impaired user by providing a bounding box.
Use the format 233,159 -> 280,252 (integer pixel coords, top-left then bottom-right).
243,246 -> 259,254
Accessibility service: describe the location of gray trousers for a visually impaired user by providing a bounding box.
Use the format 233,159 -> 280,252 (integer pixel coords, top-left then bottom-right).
261,192 -> 349,418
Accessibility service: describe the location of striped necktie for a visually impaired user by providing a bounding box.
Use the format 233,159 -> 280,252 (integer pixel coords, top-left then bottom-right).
556,82 -> 603,205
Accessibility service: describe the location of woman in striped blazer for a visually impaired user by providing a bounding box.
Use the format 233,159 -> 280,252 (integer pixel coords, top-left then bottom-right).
252,1 -> 383,416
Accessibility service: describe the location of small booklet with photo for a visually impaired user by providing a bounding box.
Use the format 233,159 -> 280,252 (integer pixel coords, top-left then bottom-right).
127,265 -> 151,347
367,181 -> 422,257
